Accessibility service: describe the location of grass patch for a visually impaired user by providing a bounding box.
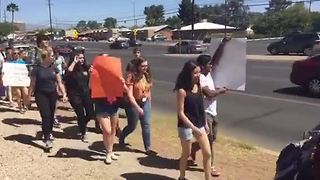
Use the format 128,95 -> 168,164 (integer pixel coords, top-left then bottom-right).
218,136 -> 256,151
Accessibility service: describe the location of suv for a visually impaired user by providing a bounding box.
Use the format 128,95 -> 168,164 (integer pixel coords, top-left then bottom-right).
267,32 -> 320,56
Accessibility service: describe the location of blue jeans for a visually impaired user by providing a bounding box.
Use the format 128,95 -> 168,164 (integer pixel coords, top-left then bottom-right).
120,99 -> 151,151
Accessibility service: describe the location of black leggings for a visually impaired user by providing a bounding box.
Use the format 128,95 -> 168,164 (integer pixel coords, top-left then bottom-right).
68,93 -> 94,135
35,91 -> 57,141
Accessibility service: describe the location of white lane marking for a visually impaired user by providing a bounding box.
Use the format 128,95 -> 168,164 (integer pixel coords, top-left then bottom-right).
153,80 -> 320,107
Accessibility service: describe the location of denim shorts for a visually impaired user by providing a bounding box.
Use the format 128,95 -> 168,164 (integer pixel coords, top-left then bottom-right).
94,100 -> 119,117
178,127 -> 206,140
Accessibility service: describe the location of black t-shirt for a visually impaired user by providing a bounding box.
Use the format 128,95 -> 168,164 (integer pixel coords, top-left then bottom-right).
31,64 -> 59,93
64,64 -> 90,96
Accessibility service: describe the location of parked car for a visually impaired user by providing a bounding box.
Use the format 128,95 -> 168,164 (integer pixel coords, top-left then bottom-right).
54,45 -> 73,56
109,40 -> 129,49
128,39 -> 142,47
267,32 -> 320,56
152,34 -> 166,41
290,54 -> 320,95
168,40 -> 207,54
54,43 -> 85,56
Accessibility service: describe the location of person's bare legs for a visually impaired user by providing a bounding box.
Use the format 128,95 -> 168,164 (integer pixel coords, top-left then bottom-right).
194,131 -> 211,180
97,113 -> 119,164
179,139 -> 192,179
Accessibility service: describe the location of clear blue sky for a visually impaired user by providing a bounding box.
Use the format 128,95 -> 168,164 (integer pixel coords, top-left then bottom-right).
1,0 -> 320,29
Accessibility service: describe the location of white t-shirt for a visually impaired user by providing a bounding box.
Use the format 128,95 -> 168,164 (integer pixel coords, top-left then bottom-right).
200,73 -> 217,116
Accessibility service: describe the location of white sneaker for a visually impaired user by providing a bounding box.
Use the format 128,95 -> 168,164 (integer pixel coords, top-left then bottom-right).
111,152 -> 118,160
105,153 -> 112,164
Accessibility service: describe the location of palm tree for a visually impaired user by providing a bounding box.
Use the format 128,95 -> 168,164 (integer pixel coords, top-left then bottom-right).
6,2 -> 19,34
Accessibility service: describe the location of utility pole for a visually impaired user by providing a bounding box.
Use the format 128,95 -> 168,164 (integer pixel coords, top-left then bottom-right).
48,0 -> 53,40
4,9 -> 6,22
133,0 -> 136,27
309,0 -> 312,13
224,0 -> 227,36
191,0 -> 195,40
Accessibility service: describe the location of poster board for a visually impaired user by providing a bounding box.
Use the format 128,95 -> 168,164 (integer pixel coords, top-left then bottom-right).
205,38 -> 247,91
2,63 -> 30,87
90,56 -> 124,98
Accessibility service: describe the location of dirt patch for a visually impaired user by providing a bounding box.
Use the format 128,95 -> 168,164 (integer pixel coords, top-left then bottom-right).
0,103 -> 277,180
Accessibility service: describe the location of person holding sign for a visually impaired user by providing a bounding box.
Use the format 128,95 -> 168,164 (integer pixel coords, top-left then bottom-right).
64,52 -> 94,143
27,49 -> 67,151
119,57 -> 155,155
174,60 -> 211,180
10,49 -> 29,113
90,55 -> 127,165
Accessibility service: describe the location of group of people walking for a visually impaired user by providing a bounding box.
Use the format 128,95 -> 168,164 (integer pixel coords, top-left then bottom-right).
0,35 -> 230,179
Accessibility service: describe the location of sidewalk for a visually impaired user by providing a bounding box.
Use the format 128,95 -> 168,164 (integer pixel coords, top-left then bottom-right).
0,101 -> 276,180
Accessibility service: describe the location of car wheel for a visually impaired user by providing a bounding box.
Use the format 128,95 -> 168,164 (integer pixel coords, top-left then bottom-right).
303,47 -> 312,56
308,79 -> 320,96
270,48 -> 278,55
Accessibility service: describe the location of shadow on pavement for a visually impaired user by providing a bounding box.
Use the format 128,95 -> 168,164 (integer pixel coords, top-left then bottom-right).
273,86 -> 316,98
49,148 -> 104,161
121,172 -> 176,180
4,134 -> 44,150
137,155 -> 203,172
2,118 -> 41,127
55,115 -> 77,124
88,141 -> 145,155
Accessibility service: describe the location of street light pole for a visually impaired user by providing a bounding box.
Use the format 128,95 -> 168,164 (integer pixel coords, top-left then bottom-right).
48,0 -> 53,40
191,0 -> 195,40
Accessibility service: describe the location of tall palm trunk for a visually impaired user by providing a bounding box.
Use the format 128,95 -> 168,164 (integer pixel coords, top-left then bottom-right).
11,11 -> 14,34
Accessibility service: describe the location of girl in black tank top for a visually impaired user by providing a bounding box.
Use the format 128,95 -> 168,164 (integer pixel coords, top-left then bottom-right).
174,60 -> 212,180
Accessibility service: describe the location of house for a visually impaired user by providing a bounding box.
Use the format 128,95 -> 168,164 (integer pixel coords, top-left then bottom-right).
135,25 -> 174,40
172,19 -> 239,40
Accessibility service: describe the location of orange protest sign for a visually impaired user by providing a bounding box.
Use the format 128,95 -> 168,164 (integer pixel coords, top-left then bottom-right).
90,55 -> 124,98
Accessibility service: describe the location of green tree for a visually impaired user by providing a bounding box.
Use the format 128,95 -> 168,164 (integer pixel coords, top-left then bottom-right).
104,17 -> 117,29
266,0 -> 292,12
310,12 -> 320,32
6,3 -> 19,33
281,3 -> 310,34
76,20 -> 87,31
144,5 -> 165,26
165,16 -> 182,29
0,22 -> 18,36
226,0 -> 249,30
178,0 -> 200,26
87,21 -> 101,29
199,4 -> 225,24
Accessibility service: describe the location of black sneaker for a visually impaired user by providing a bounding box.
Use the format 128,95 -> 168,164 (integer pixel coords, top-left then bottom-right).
81,134 -> 89,143
53,118 -> 61,128
44,140 -> 53,152
145,149 -> 158,156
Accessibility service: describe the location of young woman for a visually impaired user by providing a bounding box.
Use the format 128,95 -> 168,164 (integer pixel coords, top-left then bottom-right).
64,52 -> 95,143
174,60 -> 212,180
92,54 -> 128,165
27,49 -> 67,150
119,57 -> 155,155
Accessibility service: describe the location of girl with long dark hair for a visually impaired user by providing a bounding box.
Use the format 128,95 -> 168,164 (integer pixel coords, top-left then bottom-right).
174,60 -> 212,180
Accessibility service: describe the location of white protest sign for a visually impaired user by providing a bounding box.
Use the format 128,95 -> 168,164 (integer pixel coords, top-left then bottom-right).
2,63 -> 30,87
205,38 -> 247,91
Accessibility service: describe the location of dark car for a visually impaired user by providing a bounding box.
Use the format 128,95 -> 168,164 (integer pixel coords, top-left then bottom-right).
290,54 -> 320,95
168,40 -> 207,54
128,39 -> 142,47
267,32 -> 320,56
109,40 -> 129,49
54,45 -> 73,56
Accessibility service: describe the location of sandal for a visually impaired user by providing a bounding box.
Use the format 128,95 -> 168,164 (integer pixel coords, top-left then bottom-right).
211,167 -> 221,177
